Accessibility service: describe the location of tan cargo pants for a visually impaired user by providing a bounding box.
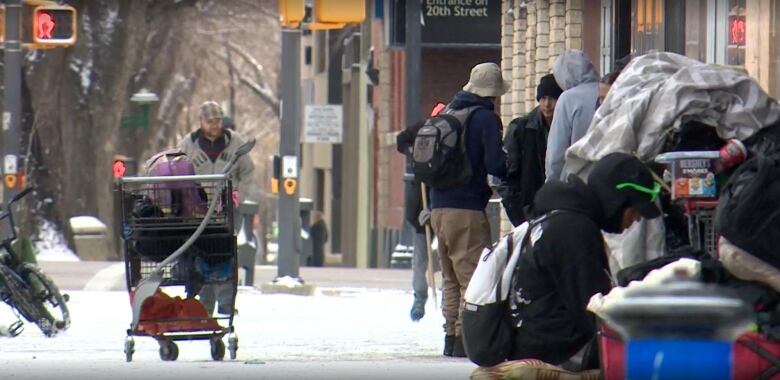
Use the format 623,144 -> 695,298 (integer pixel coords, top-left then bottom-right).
431,208 -> 492,336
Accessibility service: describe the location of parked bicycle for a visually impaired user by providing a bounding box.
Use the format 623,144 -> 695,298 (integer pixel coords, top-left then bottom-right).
0,187 -> 70,337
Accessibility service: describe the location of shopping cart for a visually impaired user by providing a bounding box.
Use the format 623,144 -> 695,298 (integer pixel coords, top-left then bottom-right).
683,199 -> 719,257
655,151 -> 721,257
116,173 -> 238,362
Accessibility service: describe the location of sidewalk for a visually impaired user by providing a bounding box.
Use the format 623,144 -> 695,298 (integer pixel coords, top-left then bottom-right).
38,261 -> 439,292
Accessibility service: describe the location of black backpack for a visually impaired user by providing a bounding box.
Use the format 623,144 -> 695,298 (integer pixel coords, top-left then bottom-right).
715,155 -> 780,269
411,106 -> 480,189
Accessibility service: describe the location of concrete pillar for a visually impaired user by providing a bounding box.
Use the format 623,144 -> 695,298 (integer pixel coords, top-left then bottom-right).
525,1 -> 537,111
500,0 -> 515,125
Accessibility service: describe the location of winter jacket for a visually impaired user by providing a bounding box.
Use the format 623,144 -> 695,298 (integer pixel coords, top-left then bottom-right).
546,50 -> 599,181
509,176 -> 612,366
431,91 -> 507,211
177,129 -> 256,203
496,107 -> 549,226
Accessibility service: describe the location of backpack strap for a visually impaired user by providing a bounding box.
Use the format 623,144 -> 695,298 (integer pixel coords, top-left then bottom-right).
493,232 -> 514,303
444,105 -> 484,152
520,209 -> 567,271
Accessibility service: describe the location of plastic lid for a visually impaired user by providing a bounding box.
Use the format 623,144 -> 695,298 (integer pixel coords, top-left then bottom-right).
655,151 -> 720,164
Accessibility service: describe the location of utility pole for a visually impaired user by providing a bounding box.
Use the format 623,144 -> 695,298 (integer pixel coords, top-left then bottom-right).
277,28 -> 303,282
400,0 -> 422,246
3,0 -> 23,205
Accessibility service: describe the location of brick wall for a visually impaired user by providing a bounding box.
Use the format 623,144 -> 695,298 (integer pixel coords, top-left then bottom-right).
503,0 -> 585,116
373,47 -> 501,231
421,48 -> 501,115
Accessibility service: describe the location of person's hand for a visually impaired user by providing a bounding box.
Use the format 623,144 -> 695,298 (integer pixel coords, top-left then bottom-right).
418,208 -> 431,227
232,190 -> 239,206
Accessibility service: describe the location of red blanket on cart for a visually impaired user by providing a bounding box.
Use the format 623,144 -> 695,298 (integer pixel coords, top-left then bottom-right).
133,290 -> 220,335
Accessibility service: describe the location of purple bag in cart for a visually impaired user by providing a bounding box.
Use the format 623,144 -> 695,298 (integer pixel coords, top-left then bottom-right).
143,149 -> 207,218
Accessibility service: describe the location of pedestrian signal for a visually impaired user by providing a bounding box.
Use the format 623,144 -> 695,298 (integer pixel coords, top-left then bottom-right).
32,5 -> 77,46
113,159 -> 126,178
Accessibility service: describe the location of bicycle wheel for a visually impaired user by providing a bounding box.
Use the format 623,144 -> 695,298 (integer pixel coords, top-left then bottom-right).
20,263 -> 70,334
0,263 -> 46,333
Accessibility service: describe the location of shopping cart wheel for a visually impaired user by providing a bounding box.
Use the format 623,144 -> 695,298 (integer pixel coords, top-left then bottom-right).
228,334 -> 238,360
210,338 -> 226,361
159,340 -> 179,361
124,337 -> 135,362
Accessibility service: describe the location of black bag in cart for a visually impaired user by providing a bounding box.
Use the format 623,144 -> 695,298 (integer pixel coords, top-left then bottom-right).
716,155 -> 780,269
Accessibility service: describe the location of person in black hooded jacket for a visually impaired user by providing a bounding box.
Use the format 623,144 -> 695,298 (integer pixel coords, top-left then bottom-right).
497,74 -> 563,226
509,152 -> 662,370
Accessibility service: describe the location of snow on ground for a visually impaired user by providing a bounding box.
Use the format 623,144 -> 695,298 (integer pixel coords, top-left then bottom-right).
0,287 -> 475,379
35,218 -> 79,262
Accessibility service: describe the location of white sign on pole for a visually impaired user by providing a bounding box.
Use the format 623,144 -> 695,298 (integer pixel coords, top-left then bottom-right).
303,105 -> 342,144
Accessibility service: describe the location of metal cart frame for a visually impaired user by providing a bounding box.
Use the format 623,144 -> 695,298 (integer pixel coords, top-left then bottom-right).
115,174 -> 239,362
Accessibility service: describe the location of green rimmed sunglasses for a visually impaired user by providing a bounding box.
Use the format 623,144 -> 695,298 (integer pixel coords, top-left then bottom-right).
616,181 -> 661,202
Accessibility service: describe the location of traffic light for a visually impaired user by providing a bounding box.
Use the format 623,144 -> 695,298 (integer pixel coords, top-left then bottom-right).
32,5 -> 76,46
314,0 -> 365,24
279,0 -> 305,28
113,158 -> 127,179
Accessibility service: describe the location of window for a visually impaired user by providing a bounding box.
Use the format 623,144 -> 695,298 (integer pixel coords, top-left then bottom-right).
685,0 -> 709,62
632,0 -> 665,54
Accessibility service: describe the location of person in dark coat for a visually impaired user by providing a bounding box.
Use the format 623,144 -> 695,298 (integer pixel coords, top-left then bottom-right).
508,153 -> 662,370
309,211 -> 328,267
431,62 -> 508,357
497,73 -> 563,226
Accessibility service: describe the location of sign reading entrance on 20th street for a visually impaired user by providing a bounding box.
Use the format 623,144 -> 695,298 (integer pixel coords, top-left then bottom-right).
392,0 -> 500,47
303,105 -> 343,144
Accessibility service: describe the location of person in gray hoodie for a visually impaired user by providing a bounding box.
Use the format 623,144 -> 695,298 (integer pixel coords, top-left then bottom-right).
545,50 -> 599,181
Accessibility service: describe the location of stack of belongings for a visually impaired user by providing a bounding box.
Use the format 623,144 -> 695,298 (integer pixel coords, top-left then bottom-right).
563,51 -> 780,272
566,51 -> 780,379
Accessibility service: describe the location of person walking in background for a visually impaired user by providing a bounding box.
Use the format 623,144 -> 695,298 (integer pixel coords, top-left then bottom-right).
497,73 -> 563,226
430,62 -> 508,357
177,100 -> 256,316
545,50 -> 599,181
308,211 -> 328,267
396,119 -> 435,322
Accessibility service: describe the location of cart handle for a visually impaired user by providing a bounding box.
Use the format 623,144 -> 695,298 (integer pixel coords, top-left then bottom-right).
119,174 -> 228,184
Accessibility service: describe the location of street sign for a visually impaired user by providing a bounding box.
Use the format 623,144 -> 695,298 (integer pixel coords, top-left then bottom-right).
303,104 -> 342,144
391,0 -> 500,47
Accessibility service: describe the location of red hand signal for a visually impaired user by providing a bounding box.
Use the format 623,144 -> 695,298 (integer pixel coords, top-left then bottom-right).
37,12 -> 56,39
113,160 -> 126,178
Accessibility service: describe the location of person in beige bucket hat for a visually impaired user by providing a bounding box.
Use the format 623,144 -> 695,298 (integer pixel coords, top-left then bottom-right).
462,62 -> 511,98
423,61 -> 508,357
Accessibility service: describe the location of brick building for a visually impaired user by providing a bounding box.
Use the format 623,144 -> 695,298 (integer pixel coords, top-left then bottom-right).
499,0 -> 603,125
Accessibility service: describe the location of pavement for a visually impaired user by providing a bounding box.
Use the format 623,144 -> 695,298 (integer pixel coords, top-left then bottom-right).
38,261 -> 438,293
7,262 -> 470,380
